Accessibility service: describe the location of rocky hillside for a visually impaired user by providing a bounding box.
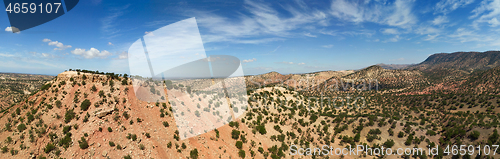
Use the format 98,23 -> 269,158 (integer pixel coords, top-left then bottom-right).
0,73 -> 53,110
409,51 -> 500,73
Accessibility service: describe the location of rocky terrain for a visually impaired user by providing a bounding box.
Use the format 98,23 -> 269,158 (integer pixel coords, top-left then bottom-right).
0,51 -> 499,159
0,73 -> 53,111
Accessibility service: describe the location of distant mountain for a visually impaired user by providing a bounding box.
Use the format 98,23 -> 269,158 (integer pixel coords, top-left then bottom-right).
408,51 -> 500,72
376,63 -> 413,70
343,65 -> 428,90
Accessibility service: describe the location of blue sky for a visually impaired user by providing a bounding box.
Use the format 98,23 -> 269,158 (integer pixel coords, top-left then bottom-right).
1,0 -> 500,75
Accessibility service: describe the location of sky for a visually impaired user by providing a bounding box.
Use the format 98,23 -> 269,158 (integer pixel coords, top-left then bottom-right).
1,0 -> 500,76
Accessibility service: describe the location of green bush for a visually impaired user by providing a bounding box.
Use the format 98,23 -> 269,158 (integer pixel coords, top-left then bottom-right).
1,146 -> 7,153
239,149 -> 246,158
44,143 -> 56,153
80,99 -> 91,111
107,127 -> 112,132
123,154 -> 131,159
17,123 -> 27,132
63,125 -> 71,134
78,137 -> 89,149
469,130 -> 480,140
190,148 -> 199,159
64,109 -> 76,123
256,125 -> 267,135
41,83 -> 51,91
59,133 -> 72,149
383,139 -> 395,148
231,130 -> 240,139
235,141 -> 243,149
109,141 -> 115,147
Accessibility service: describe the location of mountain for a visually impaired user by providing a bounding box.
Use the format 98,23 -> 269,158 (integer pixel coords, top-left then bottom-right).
408,51 -> 500,72
376,63 -> 413,70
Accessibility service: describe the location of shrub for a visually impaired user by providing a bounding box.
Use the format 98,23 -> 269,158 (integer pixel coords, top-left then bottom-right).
145,133 -> 151,138
78,137 -> 89,149
1,146 -> 7,153
41,83 -> 51,91
123,111 -> 130,120
56,100 -> 62,108
232,130 -> 240,139
229,121 -> 239,128
80,99 -> 91,111
469,131 -> 480,140
131,134 -> 137,141
59,133 -> 72,148
109,141 -> 115,147
123,154 -> 131,159
256,125 -> 267,135
5,123 -> 11,131
162,121 -> 169,127
17,123 -> 27,132
139,144 -> 145,150
398,131 -> 405,138
107,127 -> 112,132
383,139 -> 395,148
235,141 -> 243,149
63,125 -> 71,134
64,109 -> 76,123
91,85 -> 97,92
238,149 -> 246,158
44,143 -> 56,153
190,149 -> 199,159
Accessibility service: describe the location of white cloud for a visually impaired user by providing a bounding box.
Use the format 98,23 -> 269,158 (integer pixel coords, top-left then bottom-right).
108,42 -> 114,46
330,0 -> 417,28
0,53 -> 14,57
271,45 -> 281,52
322,44 -> 334,48
488,17 -> 500,27
416,26 -> 440,35
470,0 -> 500,28
43,39 -> 72,50
242,58 -> 257,63
71,48 -> 112,59
298,62 -> 305,65
118,51 -> 128,59
48,41 -> 72,50
435,0 -> 474,14
192,0 -> 328,44
101,5 -> 130,39
145,31 -> 154,36
381,28 -> 400,34
5,27 -> 20,33
424,34 -> 440,41
432,15 -> 449,25
276,61 -> 295,64
304,32 -> 317,37
385,35 -> 401,42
